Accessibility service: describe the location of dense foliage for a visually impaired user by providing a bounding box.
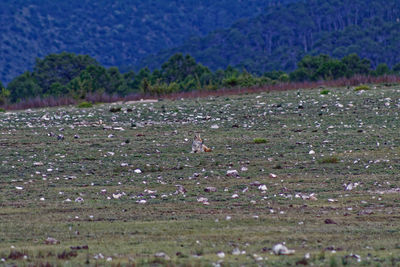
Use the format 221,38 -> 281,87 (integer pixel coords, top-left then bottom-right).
4,52 -> 399,104
141,0 -> 400,73
0,0 -> 290,84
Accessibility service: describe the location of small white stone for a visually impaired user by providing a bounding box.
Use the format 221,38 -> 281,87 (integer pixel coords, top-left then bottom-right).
217,252 -> 225,258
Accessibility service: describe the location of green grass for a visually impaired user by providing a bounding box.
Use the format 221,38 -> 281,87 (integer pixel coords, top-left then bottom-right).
253,137 -> 268,144
76,101 -> 93,108
1,84 -> 400,265
318,156 -> 340,164
354,84 -> 371,91
320,89 -> 331,95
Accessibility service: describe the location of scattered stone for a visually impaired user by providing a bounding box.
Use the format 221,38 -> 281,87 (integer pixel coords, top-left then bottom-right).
258,185 -> 267,191
175,185 -> 186,194
272,244 -> 295,255
154,252 -> 170,260
217,252 -> 225,258
344,182 -> 360,191
269,173 -> 277,178
94,253 -> 104,260
45,237 -> 60,245
75,197 -> 84,203
324,218 -> 337,224
232,248 -> 241,255
226,170 -> 239,177
204,187 -> 217,192
250,181 -> 261,186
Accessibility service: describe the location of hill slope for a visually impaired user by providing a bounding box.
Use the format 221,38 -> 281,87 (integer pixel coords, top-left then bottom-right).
0,0 -> 293,84
140,0 -> 400,73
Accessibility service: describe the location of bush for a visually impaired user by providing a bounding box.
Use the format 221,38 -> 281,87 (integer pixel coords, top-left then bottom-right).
77,101 -> 93,108
318,156 -> 339,164
0,108 -> 5,112
253,138 -> 267,144
354,85 -> 370,91
320,89 -> 330,95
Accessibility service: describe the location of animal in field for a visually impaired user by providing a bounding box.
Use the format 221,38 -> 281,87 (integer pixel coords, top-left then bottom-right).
191,133 -> 212,153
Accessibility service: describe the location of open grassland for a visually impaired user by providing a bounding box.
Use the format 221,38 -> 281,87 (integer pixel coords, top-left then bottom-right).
1,85 -> 400,266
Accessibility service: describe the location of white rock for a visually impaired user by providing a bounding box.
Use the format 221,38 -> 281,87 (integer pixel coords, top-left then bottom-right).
155,252 -> 170,260
134,169 -> 142,174
258,185 -> 267,191
309,150 -> 315,155
272,244 -> 295,255
232,248 -> 241,255
211,124 -> 219,129
231,194 -> 239,199
113,193 -> 123,199
15,186 -> 23,190
217,252 -> 225,258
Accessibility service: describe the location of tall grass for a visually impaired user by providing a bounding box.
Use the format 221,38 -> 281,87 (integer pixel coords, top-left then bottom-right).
2,75 -> 400,110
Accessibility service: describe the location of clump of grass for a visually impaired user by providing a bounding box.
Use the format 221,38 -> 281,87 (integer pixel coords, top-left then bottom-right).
253,138 -> 267,144
76,101 -> 93,108
0,108 -> 5,112
354,85 -> 370,91
318,156 -> 339,164
320,89 -> 330,95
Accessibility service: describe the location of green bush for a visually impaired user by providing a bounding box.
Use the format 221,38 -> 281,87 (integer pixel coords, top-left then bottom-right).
320,89 -> 330,95
76,101 -> 93,108
0,108 -> 5,112
354,85 -> 370,91
253,138 -> 267,144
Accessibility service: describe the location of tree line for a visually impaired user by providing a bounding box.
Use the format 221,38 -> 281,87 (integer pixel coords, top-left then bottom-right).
1,51 -> 399,105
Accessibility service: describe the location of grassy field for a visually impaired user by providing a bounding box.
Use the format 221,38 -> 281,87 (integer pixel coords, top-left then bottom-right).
1,84 -> 400,266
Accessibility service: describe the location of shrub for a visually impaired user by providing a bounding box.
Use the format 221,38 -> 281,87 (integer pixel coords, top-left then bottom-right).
77,101 -> 93,108
253,138 -> 267,144
318,156 -> 339,164
320,89 -> 330,95
354,85 -> 370,91
0,108 -> 5,112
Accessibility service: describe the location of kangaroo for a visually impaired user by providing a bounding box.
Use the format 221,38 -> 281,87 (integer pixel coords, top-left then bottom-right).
191,133 -> 212,153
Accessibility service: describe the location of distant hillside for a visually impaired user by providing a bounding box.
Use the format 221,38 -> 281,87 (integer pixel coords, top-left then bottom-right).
1,0 -> 290,84
140,0 -> 400,73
